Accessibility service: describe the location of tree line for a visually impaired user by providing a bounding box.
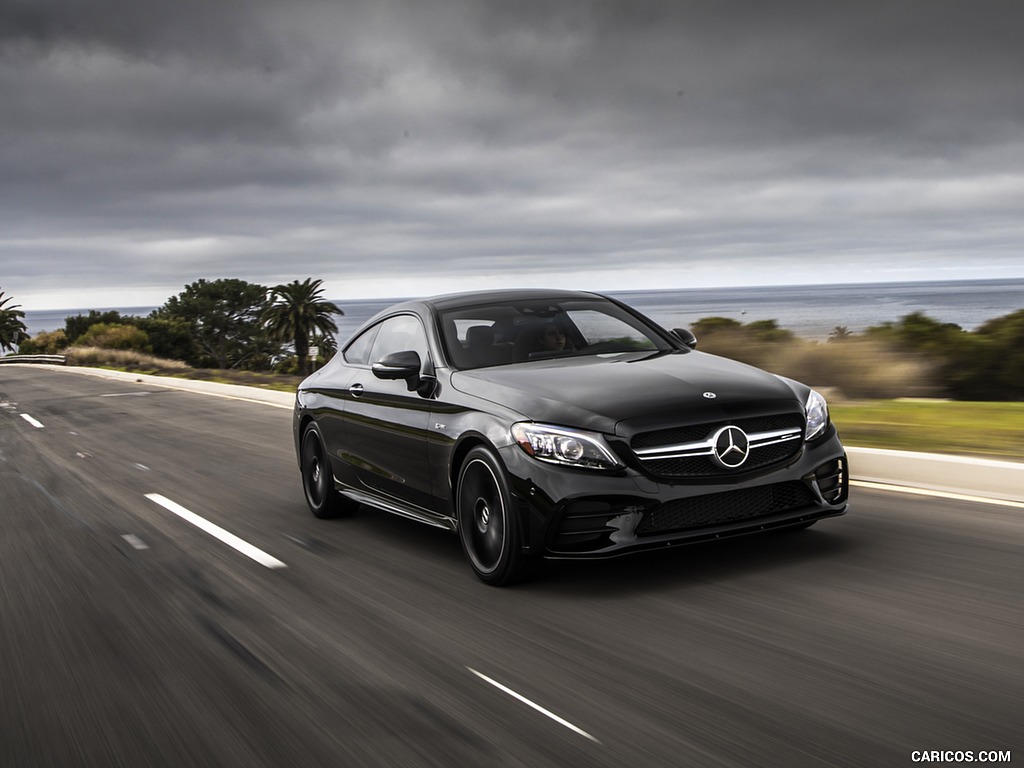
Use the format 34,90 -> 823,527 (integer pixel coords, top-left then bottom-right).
8,277 -> 341,377
691,310 -> 1024,401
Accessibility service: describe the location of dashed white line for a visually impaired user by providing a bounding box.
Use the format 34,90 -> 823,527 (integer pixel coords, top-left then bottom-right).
20,413 -> 44,429
467,667 -> 601,744
851,480 -> 1024,509
144,493 -> 287,569
121,534 -> 149,550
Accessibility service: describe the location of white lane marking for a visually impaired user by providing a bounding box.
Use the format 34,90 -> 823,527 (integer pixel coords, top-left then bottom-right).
467,667 -> 601,744
20,413 -> 44,429
144,493 -> 287,569
851,480 -> 1024,510
101,392 -> 151,397
121,534 -> 149,550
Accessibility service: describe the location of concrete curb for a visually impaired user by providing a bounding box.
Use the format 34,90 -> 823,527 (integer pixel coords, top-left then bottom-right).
846,447 -> 1024,504
9,364 -> 1022,502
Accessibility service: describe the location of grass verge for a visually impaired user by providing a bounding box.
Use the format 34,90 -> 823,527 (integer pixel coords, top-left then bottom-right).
831,400 -> 1024,461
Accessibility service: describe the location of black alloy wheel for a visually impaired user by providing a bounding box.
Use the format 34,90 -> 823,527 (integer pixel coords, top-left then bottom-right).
301,422 -> 355,518
456,446 -> 529,585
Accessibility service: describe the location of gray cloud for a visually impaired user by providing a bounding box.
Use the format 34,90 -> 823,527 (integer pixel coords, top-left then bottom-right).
2,0 -> 1022,308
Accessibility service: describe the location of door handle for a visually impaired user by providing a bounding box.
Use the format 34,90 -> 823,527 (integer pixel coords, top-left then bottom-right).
349,383 -> 364,398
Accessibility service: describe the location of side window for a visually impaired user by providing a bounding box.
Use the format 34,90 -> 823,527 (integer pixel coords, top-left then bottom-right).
369,315 -> 429,363
343,325 -> 379,365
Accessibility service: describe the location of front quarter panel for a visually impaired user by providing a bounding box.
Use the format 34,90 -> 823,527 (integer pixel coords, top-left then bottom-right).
426,368 -> 527,513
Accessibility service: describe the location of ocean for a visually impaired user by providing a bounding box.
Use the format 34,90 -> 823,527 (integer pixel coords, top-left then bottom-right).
19,278 -> 1024,343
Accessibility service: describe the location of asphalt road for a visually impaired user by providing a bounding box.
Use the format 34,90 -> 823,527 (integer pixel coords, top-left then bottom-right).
1,367 -> 1020,767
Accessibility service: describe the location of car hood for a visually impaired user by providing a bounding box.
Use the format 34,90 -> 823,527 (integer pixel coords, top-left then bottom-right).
449,350 -> 804,435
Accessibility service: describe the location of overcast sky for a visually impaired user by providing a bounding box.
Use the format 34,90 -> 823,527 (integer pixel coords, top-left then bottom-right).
2,0 -> 1022,310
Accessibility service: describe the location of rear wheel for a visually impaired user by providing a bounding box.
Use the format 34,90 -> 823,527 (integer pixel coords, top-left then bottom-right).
456,446 -> 531,585
301,422 -> 356,518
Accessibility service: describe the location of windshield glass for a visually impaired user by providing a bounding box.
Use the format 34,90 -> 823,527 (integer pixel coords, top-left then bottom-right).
439,297 -> 673,370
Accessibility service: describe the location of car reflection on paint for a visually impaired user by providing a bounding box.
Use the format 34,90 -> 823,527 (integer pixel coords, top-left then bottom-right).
293,289 -> 848,585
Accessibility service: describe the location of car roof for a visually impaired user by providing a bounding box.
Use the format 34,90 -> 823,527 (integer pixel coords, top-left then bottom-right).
421,288 -> 606,311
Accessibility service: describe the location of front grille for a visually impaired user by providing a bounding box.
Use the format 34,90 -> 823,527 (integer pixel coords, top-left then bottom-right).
631,413 -> 805,480
634,481 -> 816,536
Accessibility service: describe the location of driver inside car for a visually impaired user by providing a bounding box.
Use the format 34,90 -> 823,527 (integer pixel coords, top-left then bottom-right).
540,324 -> 568,352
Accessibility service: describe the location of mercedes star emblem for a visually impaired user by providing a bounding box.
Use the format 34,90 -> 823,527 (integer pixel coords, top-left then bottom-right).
712,426 -> 750,469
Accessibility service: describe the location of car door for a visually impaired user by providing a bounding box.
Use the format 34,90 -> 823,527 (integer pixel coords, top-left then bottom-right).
309,322 -> 379,491
342,313 -> 435,512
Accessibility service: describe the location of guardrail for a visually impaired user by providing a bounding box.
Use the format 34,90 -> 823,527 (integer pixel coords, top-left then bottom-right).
0,354 -> 66,365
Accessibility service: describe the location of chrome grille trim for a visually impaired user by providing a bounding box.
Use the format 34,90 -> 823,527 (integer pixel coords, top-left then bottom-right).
634,427 -> 802,462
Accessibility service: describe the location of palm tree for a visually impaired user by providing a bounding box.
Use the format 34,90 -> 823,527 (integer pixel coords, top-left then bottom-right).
309,332 -> 339,361
264,278 -> 343,376
828,326 -> 853,343
0,289 -> 29,354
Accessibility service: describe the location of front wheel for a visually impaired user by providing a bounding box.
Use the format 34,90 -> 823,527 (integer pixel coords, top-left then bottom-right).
300,422 -> 357,518
456,446 -> 531,586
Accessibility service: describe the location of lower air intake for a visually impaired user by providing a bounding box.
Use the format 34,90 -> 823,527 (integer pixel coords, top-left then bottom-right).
635,482 -> 817,536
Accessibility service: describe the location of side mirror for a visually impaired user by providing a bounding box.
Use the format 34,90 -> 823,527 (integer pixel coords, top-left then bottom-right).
672,328 -> 698,349
372,350 -> 422,383
372,350 -> 437,395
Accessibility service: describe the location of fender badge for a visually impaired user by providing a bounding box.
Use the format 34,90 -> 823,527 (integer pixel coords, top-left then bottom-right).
703,392 -> 717,399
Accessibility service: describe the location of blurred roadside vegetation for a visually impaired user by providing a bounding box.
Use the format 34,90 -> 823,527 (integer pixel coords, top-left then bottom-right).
691,309 -> 1024,401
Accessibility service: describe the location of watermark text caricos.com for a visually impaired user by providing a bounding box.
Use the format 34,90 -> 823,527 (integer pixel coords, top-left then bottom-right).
911,752 -> 1011,763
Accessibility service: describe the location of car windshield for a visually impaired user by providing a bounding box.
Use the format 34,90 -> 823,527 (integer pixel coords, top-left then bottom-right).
439,297 -> 673,370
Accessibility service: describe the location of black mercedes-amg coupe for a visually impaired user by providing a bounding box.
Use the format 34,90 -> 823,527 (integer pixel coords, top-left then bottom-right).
293,289 -> 848,585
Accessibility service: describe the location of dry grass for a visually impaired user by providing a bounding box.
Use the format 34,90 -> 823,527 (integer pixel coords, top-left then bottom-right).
64,346 -> 193,373
63,346 -> 302,391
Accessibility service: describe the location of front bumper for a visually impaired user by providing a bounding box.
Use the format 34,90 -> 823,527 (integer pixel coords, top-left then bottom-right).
499,426 -> 848,559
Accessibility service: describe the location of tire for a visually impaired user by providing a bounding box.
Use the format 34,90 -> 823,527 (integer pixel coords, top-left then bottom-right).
456,446 -> 530,586
300,422 -> 356,519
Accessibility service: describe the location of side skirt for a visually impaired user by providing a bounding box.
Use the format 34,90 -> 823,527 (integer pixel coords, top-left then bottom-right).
337,486 -> 458,532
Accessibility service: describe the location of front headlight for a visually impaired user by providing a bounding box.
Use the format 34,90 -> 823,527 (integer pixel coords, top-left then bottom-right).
510,423 -> 623,471
805,389 -> 829,441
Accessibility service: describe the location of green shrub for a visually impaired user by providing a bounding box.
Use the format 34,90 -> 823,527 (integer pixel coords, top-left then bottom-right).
75,323 -> 151,352
18,329 -> 69,355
